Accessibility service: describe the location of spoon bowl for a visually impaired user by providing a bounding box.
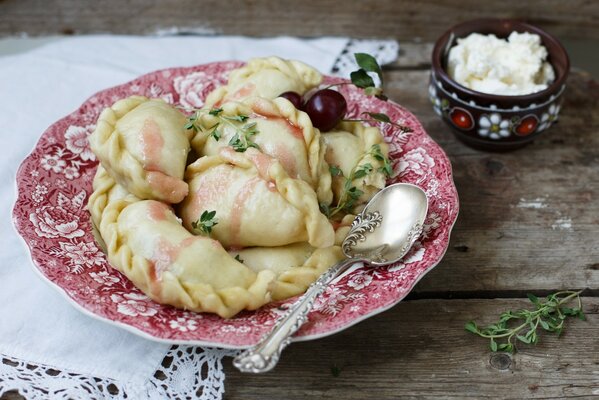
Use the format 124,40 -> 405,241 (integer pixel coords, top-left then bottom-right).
344,183 -> 428,264
234,183 -> 429,373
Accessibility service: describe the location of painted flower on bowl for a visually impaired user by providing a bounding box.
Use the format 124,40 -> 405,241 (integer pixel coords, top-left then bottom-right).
169,317 -> 198,332
395,148 -> 435,178
41,154 -> 66,173
29,191 -> 86,239
111,293 -> 158,317
64,125 -> 96,161
428,84 -> 442,116
478,113 -> 510,140
59,241 -> 104,271
539,103 -> 561,131
173,71 -> 209,109
30,205 -> 84,239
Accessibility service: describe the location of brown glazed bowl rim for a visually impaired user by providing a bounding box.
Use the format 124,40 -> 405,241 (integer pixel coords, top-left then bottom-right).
431,18 -> 570,104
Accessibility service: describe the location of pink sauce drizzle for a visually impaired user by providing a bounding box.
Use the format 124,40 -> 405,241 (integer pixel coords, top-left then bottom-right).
147,171 -> 188,204
244,150 -> 275,180
272,143 -> 298,178
228,83 -> 256,100
140,118 -> 165,171
251,98 -> 305,141
229,176 -> 261,247
148,236 -> 200,290
183,166 -> 232,228
146,201 -> 171,222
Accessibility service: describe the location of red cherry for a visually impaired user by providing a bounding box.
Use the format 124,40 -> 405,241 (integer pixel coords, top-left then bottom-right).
303,89 -> 347,132
449,108 -> 474,130
515,115 -> 538,136
278,91 -> 304,109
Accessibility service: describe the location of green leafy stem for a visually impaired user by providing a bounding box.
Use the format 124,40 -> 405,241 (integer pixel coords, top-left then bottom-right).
191,210 -> 219,236
465,291 -> 586,353
185,107 -> 260,153
321,144 -> 392,218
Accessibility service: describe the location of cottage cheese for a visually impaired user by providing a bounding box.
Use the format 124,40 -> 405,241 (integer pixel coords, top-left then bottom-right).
447,32 -> 555,96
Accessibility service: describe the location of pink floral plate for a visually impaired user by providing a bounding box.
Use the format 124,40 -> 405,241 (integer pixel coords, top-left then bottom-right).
13,61 -> 459,348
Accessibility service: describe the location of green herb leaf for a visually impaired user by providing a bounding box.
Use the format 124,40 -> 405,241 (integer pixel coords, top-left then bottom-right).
490,338 -> 498,352
527,293 -> 540,305
329,165 -> 343,177
354,53 -> 383,85
319,202 -> 331,218
223,114 -> 249,122
350,69 -> 375,89
209,108 -> 223,116
364,87 -> 384,97
234,254 -> 244,263
363,112 -> 391,123
353,163 -> 373,179
464,321 -> 478,334
209,123 -> 221,141
191,210 -> 219,236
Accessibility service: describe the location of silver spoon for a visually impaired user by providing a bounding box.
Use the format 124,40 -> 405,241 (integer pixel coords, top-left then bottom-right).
233,183 -> 428,373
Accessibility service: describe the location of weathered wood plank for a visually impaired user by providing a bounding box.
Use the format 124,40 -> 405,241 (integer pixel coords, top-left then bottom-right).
2,298 -> 597,399
222,298 -> 599,399
390,41 -> 433,69
382,69 -> 599,295
0,0 -> 598,40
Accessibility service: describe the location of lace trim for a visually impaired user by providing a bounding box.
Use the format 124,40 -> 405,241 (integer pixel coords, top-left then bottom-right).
330,39 -> 399,77
0,346 -> 235,400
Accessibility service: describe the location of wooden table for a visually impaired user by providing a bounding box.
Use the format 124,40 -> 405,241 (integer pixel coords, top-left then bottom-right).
1,1 -> 598,398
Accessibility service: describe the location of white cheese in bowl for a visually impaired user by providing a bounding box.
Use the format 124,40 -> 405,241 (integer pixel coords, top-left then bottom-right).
447,31 -> 555,96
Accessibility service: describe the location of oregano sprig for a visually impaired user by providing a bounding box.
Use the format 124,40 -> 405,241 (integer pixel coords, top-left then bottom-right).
191,210 -> 219,236
465,291 -> 585,353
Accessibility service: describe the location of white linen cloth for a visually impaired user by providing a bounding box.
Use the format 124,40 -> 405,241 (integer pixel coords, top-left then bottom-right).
0,35 -> 398,399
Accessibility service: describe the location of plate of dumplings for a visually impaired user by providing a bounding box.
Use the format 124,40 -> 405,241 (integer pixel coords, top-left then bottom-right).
13,57 -> 458,347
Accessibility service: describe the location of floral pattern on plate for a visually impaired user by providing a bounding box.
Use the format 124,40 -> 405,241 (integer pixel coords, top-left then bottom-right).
13,61 -> 459,348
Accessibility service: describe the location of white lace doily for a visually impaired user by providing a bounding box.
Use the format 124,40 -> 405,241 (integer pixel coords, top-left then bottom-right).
0,37 -> 398,400
1,346 -> 238,400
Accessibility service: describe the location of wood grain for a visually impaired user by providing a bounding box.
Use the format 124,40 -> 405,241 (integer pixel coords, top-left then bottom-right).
222,298 -> 599,399
0,0 -> 598,40
383,69 -> 599,296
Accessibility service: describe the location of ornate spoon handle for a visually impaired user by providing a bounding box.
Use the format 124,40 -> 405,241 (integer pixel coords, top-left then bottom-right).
233,257 -> 358,373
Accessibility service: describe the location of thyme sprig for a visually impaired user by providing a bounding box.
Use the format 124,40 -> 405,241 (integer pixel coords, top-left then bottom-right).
465,291 -> 585,353
321,144 -> 392,218
191,210 -> 219,236
185,107 -> 260,152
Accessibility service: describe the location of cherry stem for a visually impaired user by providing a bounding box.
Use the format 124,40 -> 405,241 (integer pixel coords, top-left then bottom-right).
322,82 -> 353,90
342,118 -> 413,132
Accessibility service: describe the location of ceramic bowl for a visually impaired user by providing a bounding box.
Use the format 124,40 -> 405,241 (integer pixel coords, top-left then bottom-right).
430,19 -> 570,151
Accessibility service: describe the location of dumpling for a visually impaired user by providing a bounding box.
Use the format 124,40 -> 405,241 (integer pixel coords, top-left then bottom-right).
89,169 -> 276,318
89,96 -> 191,204
190,96 -> 332,205
231,243 -> 344,300
179,147 -> 335,249
88,165 -> 139,229
204,57 -> 322,107
322,121 -> 390,212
